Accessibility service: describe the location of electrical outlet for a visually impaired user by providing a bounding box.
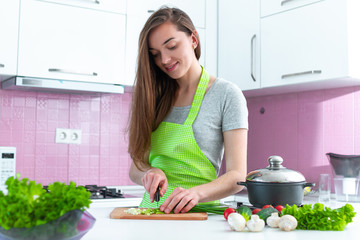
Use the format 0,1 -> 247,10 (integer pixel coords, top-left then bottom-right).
55,128 -> 82,144
69,129 -> 82,144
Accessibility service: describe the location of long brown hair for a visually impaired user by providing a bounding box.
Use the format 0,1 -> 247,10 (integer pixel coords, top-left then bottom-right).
128,7 -> 201,170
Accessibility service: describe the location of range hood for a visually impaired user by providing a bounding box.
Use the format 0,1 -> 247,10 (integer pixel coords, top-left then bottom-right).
1,76 -> 124,94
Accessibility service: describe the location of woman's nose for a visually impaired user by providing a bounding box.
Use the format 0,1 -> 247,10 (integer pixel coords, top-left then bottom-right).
161,53 -> 171,65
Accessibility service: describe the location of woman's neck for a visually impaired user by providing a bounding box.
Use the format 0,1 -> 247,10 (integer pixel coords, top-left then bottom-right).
174,64 -> 203,107
177,64 -> 202,89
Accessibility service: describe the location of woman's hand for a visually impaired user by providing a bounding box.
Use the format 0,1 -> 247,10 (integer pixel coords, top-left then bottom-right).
141,168 -> 168,203
160,187 -> 200,214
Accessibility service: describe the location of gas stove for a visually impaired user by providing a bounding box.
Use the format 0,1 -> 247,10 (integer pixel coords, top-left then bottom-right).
43,184 -> 138,199
84,185 -> 125,199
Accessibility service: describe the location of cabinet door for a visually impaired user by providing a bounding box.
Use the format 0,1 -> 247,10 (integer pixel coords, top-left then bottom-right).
18,0 -> 125,85
261,0 -> 348,88
0,0 -> 20,76
218,0 -> 260,90
125,0 -> 206,86
261,0 -> 324,17
35,0 -> 126,14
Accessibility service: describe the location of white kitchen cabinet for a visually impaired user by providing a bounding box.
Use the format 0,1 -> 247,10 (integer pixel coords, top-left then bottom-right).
17,0 -> 125,85
35,0 -> 126,14
260,0 -> 360,91
218,0 -> 260,91
0,0 -> 20,77
124,0 -> 212,86
260,0 -> 324,17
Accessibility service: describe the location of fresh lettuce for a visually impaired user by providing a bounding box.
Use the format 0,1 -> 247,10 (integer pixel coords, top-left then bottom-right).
0,174 -> 91,230
281,203 -> 356,231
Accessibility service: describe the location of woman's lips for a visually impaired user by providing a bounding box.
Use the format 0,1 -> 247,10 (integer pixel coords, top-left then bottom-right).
165,62 -> 178,72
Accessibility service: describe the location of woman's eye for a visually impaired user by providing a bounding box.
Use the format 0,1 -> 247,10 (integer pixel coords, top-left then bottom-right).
169,45 -> 176,50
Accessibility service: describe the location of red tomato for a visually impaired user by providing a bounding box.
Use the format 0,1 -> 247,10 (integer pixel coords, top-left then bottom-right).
224,208 -> 236,220
262,205 -> 274,209
252,208 -> 261,214
275,205 -> 285,213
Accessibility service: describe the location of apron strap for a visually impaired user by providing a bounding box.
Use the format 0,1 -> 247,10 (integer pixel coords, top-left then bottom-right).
184,66 -> 210,126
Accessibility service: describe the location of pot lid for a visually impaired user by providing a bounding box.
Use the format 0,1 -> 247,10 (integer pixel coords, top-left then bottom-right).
246,155 -> 306,183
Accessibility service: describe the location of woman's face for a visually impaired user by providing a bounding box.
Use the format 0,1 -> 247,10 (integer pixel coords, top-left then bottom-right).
148,22 -> 198,80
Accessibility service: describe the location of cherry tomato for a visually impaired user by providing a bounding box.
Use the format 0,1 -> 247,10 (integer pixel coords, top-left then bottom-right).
275,205 -> 285,213
262,204 -> 274,209
252,208 -> 261,214
224,208 -> 236,220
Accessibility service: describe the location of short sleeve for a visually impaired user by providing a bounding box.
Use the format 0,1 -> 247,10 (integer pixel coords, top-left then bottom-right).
221,80 -> 248,132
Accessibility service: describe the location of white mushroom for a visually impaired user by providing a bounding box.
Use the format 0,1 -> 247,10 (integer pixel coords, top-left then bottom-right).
266,212 -> 281,228
246,214 -> 265,232
279,215 -> 298,231
227,212 -> 246,232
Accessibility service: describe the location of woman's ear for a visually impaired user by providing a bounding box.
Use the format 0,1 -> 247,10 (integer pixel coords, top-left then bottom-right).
191,30 -> 199,49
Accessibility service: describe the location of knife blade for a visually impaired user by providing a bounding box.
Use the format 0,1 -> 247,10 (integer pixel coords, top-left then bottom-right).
154,186 -> 160,208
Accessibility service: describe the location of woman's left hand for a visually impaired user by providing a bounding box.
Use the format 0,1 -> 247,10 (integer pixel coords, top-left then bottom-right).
159,187 -> 200,214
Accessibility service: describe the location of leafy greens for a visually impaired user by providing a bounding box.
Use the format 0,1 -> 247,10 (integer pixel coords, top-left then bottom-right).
281,203 -> 356,231
0,174 -> 91,230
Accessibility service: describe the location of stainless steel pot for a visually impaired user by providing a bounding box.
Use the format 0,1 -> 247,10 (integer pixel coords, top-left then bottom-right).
237,155 -> 315,208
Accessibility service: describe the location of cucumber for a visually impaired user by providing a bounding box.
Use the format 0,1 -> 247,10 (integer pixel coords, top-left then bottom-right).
236,206 -> 252,221
256,208 -> 278,222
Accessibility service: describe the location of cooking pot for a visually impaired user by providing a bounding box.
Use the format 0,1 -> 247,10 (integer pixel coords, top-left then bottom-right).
237,155 -> 315,208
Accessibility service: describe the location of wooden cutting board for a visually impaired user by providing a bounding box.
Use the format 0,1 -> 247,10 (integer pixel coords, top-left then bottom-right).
110,208 -> 208,220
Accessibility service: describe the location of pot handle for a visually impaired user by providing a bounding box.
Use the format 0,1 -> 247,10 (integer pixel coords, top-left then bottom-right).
237,182 -> 247,186
304,182 -> 315,188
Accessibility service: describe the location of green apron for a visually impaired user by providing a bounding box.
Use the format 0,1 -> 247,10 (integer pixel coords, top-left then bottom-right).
140,67 -> 218,208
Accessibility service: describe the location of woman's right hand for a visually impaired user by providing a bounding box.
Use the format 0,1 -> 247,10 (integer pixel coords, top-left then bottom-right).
141,168 -> 168,203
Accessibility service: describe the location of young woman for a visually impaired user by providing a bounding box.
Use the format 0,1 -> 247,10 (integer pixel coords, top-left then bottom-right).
128,7 -> 248,214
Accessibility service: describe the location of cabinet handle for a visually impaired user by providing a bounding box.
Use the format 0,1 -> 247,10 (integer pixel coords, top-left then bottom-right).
281,0 -> 297,6
147,10 -> 155,13
281,70 -> 322,79
251,34 -> 256,82
48,68 -> 98,76
0,63 -> 4,68
81,0 -> 100,4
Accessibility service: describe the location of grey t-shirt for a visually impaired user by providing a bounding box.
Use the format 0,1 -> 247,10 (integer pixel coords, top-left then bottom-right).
163,78 -> 248,175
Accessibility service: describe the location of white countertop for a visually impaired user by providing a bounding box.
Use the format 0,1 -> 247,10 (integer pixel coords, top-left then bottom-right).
82,187 -> 360,240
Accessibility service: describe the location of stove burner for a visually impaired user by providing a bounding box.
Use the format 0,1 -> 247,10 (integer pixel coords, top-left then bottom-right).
43,184 -> 125,199
85,185 -> 124,199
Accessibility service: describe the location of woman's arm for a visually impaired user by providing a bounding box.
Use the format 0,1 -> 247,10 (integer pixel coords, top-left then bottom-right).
129,162 -> 147,185
160,128 -> 248,213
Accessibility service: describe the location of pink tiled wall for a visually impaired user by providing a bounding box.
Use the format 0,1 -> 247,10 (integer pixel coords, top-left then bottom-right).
1,85 -> 360,189
0,89 -> 134,186
246,86 -> 360,190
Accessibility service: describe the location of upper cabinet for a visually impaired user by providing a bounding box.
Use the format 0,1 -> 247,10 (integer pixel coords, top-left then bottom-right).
17,0 -> 126,85
38,0 -> 126,13
260,0 -> 324,17
260,0 -> 360,93
0,0 -> 20,77
218,0 -> 260,91
124,0 -> 216,86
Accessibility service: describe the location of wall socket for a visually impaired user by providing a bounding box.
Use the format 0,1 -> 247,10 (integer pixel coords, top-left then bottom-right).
55,128 -> 82,144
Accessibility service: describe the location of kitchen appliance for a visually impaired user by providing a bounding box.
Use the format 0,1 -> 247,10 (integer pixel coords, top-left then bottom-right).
326,152 -> 360,202
0,147 -> 16,193
43,185 -> 128,199
85,185 -> 125,199
237,155 -> 315,208
1,76 -> 124,94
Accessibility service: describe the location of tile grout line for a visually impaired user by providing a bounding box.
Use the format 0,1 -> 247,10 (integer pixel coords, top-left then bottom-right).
67,94 -> 71,183
98,94 -> 102,185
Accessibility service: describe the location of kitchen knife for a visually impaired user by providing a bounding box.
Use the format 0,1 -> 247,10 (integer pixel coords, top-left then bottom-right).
154,186 -> 160,208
